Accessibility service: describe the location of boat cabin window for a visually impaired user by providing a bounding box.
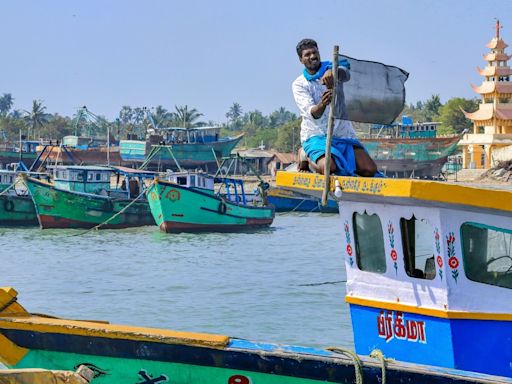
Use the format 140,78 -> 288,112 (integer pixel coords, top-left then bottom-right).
353,212 -> 386,273
400,217 -> 436,280
55,170 -> 69,180
190,175 -> 196,187
177,176 -> 188,186
461,223 -> 512,289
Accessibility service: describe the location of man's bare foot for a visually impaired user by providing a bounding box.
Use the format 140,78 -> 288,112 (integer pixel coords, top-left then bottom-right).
297,148 -> 311,172
298,160 -> 311,172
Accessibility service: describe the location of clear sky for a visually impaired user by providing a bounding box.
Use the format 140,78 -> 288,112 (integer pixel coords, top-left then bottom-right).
2,0 -> 511,123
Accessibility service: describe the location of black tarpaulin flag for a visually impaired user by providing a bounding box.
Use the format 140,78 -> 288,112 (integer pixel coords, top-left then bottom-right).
335,54 -> 409,124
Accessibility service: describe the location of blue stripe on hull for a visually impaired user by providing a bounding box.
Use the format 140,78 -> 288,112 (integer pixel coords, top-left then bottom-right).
451,318 -> 512,378
349,304 -> 512,378
268,196 -> 321,212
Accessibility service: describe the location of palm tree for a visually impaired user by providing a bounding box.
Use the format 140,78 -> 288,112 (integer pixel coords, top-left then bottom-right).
226,102 -> 243,129
24,100 -> 49,139
152,105 -> 171,127
269,107 -> 296,127
424,94 -> 442,121
172,105 -> 204,128
0,93 -> 14,117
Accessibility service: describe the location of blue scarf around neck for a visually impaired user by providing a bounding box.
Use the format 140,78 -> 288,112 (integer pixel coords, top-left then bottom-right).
303,61 -> 332,82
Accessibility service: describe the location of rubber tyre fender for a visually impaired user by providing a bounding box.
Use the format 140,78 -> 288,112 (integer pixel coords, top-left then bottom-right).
218,200 -> 227,214
102,199 -> 114,212
3,199 -> 14,212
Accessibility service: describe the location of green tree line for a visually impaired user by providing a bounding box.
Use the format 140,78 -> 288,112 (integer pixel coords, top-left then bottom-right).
0,92 -> 479,153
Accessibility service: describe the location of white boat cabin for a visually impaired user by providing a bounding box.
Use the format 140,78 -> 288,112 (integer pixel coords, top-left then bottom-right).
53,165 -> 112,195
0,170 -> 16,190
53,165 -> 157,198
165,171 -> 215,192
276,172 -> 512,377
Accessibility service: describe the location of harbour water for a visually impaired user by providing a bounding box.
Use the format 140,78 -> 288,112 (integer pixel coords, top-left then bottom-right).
0,213 -> 353,349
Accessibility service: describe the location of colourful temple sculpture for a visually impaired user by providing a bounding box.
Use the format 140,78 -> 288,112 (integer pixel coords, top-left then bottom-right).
459,19 -> 512,169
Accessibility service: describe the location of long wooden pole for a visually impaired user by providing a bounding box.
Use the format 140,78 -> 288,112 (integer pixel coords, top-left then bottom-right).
107,124 -> 110,166
321,45 -> 339,206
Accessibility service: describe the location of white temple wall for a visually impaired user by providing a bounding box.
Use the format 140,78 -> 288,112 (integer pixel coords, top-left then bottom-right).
493,144 -> 512,162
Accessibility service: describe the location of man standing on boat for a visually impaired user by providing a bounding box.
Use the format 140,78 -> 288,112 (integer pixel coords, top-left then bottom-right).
292,39 -> 377,176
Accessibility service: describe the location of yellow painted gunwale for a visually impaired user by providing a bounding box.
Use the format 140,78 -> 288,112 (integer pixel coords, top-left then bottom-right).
346,296 -> 512,321
275,171 -> 512,213
0,316 -> 229,348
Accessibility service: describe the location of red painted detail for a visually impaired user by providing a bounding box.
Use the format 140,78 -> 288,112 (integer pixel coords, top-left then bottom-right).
228,375 -> 251,384
165,189 -> 180,201
390,249 -> 398,261
38,214 -> 151,230
448,256 -> 459,269
377,310 -> 426,344
346,244 -> 353,256
436,255 -> 443,268
160,219 -> 272,233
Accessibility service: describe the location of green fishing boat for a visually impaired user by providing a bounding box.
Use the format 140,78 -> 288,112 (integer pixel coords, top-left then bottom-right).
24,165 -> 157,229
146,171 -> 274,232
362,117 -> 462,178
120,126 -> 244,169
0,170 -> 40,226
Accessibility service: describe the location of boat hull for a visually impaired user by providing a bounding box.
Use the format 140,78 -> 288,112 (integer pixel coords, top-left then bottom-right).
361,135 -> 461,178
0,195 -> 39,226
36,146 -> 121,166
147,180 -> 274,233
120,135 -> 244,168
0,150 -> 37,168
24,177 -> 155,229
267,188 -> 338,213
350,303 -> 512,378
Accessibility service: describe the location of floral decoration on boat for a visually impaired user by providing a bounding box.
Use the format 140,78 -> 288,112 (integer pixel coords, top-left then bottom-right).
388,221 -> 398,274
446,232 -> 459,283
344,221 -> 354,267
434,228 -> 443,281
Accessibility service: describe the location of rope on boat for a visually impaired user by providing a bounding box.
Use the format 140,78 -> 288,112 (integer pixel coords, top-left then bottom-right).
370,349 -> 387,384
326,346 -> 363,384
278,198 -> 308,215
0,180 -> 18,197
70,181 -> 155,237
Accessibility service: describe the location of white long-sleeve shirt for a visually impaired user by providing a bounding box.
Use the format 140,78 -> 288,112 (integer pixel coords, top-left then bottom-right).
292,71 -> 356,143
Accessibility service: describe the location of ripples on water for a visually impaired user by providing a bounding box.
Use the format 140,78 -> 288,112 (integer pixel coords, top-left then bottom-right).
0,213 -> 353,349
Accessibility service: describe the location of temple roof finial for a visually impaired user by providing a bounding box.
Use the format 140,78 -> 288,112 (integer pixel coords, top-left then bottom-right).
495,18 -> 501,39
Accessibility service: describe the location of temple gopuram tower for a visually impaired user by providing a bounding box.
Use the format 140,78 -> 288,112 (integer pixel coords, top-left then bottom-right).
459,20 -> 512,169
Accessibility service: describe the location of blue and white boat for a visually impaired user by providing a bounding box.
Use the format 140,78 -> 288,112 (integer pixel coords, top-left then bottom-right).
277,171 -> 512,378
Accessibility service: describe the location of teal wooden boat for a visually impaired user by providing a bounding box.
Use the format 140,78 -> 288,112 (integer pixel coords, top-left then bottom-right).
24,165 -> 156,229
146,171 -> 274,232
361,135 -> 461,178
120,127 -> 244,169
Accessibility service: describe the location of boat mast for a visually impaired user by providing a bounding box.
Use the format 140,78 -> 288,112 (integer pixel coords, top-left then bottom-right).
107,123 -> 110,166
322,45 -> 339,206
